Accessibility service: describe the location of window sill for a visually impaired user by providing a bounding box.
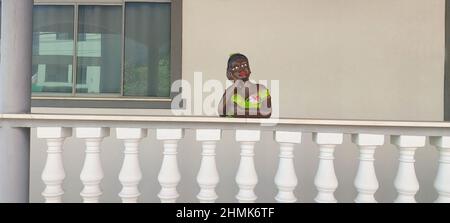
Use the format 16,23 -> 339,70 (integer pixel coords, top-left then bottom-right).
31,107 -> 175,116
31,97 -> 173,110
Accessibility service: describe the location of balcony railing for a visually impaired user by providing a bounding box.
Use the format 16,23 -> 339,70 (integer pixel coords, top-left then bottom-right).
1,113 -> 450,203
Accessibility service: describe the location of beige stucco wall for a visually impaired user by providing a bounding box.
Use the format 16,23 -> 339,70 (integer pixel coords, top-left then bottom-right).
29,0 -> 446,203
33,0 -> 446,121
182,0 -> 445,121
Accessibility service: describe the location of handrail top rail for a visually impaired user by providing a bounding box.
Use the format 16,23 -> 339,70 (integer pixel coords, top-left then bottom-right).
1,113 -> 450,128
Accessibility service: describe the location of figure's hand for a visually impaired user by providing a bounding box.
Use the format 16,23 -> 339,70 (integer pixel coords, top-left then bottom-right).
258,95 -> 272,118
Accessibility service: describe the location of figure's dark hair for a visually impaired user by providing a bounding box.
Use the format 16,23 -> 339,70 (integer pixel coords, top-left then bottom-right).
227,53 -> 248,72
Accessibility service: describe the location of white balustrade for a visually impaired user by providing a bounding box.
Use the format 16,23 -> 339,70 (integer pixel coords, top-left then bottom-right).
156,129 -> 184,203
11,116 -> 450,204
391,135 -> 426,203
313,133 -> 343,203
351,134 -> 384,203
37,127 -> 72,203
430,136 -> 450,203
76,127 -> 110,203
116,128 -> 147,203
235,130 -> 260,203
196,129 -> 222,203
274,131 -> 302,203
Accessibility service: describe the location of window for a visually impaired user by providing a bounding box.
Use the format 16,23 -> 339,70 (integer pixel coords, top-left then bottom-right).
124,2 -> 171,97
31,0 -> 182,108
76,5 -> 122,95
32,5 -> 74,94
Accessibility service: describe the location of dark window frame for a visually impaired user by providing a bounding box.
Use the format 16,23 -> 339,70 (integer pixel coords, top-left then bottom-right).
31,0 -> 183,109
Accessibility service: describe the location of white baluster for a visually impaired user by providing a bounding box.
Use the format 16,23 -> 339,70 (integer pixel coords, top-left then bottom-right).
391,135 -> 425,203
76,127 -> 110,203
274,131 -> 302,203
235,130 -> 260,203
196,129 -> 222,203
156,129 -> 184,203
37,127 -> 72,203
430,136 -> 450,203
116,128 -> 147,203
351,134 -> 384,203
313,133 -> 343,203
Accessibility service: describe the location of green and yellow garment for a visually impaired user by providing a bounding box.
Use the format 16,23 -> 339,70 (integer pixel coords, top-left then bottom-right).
229,88 -> 270,111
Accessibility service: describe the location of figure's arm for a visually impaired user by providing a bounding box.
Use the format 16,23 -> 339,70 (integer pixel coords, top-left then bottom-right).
258,94 -> 272,118
218,92 -> 227,117
218,86 -> 236,117
256,85 -> 272,118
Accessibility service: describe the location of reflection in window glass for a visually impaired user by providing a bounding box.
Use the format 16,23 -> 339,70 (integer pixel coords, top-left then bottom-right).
124,3 -> 171,97
77,6 -> 122,94
32,5 -> 74,93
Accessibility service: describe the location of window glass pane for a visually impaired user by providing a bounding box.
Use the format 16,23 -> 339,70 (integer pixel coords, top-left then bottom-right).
76,5 -> 122,94
124,3 -> 171,97
32,5 -> 74,94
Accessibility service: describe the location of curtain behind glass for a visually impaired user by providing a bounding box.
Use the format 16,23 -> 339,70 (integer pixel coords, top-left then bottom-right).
124,3 -> 171,97
32,5 -> 74,94
77,5 -> 122,95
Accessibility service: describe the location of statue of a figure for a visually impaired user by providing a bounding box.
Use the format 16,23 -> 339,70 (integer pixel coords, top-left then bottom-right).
218,53 -> 272,118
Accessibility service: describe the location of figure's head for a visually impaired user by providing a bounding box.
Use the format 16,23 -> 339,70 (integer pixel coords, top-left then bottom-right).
227,53 -> 251,81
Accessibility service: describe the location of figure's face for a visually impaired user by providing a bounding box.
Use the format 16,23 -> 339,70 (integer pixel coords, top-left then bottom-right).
229,59 -> 251,81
